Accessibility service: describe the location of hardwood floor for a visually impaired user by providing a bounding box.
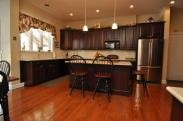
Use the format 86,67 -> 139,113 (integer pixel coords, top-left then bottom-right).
8,80 -> 172,121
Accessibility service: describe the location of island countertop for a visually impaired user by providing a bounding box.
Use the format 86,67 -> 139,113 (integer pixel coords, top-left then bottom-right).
65,59 -> 133,66
166,86 -> 183,104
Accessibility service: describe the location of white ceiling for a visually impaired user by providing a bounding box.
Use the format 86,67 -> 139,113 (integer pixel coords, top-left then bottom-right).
22,0 -> 183,22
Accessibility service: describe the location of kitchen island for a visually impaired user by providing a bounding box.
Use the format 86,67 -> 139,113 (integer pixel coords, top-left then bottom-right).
67,60 -> 134,96
166,87 -> 183,121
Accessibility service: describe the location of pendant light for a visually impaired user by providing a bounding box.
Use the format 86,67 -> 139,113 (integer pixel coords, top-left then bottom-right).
112,0 -> 118,29
83,0 -> 88,31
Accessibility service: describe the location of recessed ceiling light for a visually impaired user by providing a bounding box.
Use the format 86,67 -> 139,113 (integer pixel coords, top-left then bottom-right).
44,3 -> 50,7
170,0 -> 175,5
69,13 -> 73,16
129,5 -> 134,8
96,9 -> 100,13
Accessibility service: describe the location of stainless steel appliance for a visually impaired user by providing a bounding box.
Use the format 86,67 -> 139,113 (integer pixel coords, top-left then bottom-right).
137,39 -> 163,82
104,41 -> 120,49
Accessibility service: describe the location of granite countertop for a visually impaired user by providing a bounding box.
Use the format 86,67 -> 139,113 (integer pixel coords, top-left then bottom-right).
21,58 -> 136,62
20,58 -> 68,61
65,60 -> 132,66
166,86 -> 183,104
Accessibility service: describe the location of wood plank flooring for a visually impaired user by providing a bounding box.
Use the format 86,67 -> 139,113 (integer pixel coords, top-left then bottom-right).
7,80 -> 172,121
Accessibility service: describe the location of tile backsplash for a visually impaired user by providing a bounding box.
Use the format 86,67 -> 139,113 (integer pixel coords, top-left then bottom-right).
20,50 -> 136,60
66,50 -> 136,60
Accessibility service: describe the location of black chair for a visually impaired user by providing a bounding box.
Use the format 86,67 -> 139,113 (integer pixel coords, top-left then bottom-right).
130,70 -> 149,96
69,55 -> 88,97
92,56 -> 113,102
0,60 -> 10,76
0,71 -> 10,121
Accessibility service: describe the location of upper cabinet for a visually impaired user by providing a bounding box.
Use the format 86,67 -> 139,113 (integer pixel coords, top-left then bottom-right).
60,29 -> 73,49
137,22 -> 164,39
119,26 -> 137,50
60,22 -> 164,50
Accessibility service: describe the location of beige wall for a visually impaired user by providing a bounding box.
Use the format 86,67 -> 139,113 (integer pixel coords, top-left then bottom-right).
0,0 -> 11,62
11,0 -> 20,80
168,32 -> 183,81
170,9 -> 183,32
65,14 -> 161,29
167,8 -> 183,81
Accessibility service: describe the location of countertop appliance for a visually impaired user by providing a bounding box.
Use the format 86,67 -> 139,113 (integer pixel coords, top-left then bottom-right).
137,38 -> 163,82
104,41 -> 120,49
107,54 -> 119,59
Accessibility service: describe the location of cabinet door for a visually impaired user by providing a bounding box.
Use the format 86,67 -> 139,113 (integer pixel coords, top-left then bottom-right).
125,26 -> 137,50
119,26 -> 137,50
60,30 -> 73,49
111,29 -> 120,40
93,29 -> 103,49
33,61 -> 46,84
87,30 -> 95,49
103,28 -> 111,41
137,22 -> 164,39
46,61 -> 58,80
72,30 -> 82,49
82,32 -> 90,49
119,27 -> 126,49
137,23 -> 152,38
151,22 -> 164,38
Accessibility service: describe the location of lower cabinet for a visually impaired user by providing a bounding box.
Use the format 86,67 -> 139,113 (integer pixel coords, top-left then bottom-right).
20,59 -> 69,86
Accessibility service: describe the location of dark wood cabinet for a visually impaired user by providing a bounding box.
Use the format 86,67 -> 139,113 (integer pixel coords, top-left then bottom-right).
60,22 -> 164,50
20,59 -> 69,86
72,30 -> 83,49
119,26 -> 137,50
137,22 -> 164,39
60,29 -> 73,49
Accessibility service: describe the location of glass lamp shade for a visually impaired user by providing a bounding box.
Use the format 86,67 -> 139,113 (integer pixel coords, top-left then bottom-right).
83,25 -> 88,31
112,22 -> 118,29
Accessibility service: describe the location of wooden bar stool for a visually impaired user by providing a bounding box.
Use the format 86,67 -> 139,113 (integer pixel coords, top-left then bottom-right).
69,55 -> 88,97
130,70 -> 149,96
92,56 -> 113,102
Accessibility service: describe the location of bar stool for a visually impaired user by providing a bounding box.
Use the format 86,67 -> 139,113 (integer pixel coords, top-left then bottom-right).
130,70 -> 149,96
69,55 -> 88,97
92,56 -> 113,102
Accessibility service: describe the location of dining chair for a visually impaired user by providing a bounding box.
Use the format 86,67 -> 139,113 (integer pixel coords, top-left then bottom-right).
92,56 -> 113,102
69,55 -> 88,97
0,71 -> 10,121
0,60 -> 10,76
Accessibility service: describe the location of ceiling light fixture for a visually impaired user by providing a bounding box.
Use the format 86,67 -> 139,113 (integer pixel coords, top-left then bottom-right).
69,13 -> 73,16
96,9 -> 100,13
83,0 -> 88,31
170,0 -> 175,5
129,5 -> 134,8
112,0 -> 118,29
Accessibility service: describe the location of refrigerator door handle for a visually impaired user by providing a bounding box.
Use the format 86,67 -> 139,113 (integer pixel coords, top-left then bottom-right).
148,40 -> 151,66
150,40 -> 153,65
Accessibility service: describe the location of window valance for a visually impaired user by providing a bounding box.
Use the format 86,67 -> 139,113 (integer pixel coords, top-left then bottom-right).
19,12 -> 56,40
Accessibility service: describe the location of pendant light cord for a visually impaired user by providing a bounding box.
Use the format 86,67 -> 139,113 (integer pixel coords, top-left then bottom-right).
84,0 -> 86,25
114,0 -> 116,22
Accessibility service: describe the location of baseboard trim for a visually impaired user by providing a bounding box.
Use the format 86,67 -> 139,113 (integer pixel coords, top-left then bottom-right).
161,80 -> 167,84
9,82 -> 25,90
167,80 -> 183,83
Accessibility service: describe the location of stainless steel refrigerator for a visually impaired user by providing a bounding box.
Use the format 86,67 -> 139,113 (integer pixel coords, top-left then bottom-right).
137,39 -> 163,82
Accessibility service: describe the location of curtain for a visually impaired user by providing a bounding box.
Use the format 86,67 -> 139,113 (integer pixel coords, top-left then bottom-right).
19,12 -> 56,40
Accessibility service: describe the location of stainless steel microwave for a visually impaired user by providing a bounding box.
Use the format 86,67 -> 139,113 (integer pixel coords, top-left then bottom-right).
104,41 -> 120,49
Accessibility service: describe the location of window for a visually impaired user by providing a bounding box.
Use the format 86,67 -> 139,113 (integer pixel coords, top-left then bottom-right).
20,28 -> 54,52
